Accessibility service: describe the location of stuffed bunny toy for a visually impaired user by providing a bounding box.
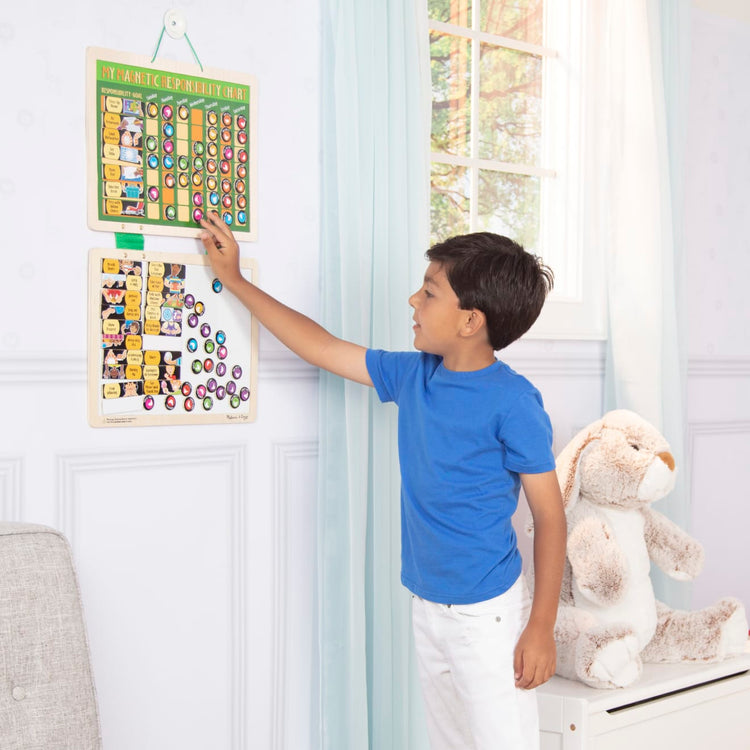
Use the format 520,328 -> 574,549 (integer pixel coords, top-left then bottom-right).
533,409 -> 747,689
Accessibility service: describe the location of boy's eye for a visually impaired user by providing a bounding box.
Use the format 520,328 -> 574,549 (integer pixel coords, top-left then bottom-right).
424,289 -> 433,298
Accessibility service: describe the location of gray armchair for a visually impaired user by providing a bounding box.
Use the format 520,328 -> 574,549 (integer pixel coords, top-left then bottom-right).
0,523 -> 101,749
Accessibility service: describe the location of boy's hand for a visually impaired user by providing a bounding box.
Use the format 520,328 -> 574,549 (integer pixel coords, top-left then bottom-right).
199,212 -> 244,291
513,621 -> 556,689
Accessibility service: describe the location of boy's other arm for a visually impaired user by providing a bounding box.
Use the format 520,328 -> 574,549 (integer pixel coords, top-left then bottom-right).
514,470 -> 566,689
200,214 -> 373,386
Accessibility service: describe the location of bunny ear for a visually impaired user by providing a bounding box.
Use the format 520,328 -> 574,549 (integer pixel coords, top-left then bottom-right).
555,420 -> 603,511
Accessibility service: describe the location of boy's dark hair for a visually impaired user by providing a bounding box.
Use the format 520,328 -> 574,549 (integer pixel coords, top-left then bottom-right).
426,232 -> 554,351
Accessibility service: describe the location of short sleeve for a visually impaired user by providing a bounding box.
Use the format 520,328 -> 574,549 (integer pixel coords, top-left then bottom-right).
366,349 -> 417,404
500,390 -> 555,474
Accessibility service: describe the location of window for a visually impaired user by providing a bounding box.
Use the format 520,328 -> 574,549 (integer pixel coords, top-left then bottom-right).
428,0 -> 605,338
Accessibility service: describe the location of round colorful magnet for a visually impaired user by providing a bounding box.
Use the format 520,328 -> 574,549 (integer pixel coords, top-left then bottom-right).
237,211 -> 247,225
162,154 -> 174,169
185,294 -> 195,308
232,365 -> 243,379
215,330 -> 226,345
207,110 -> 218,125
191,172 -> 202,187
193,156 -> 204,171
165,205 -> 176,220
184,396 -> 195,412
181,382 -> 192,396
226,381 -> 237,396
212,279 -> 223,293
163,122 -> 174,137
193,192 -> 203,207
178,173 -> 189,187
220,128 -> 231,143
216,362 -> 227,377
194,302 -> 205,316
196,384 -> 207,398
163,139 -> 174,154
237,195 -> 247,210
207,142 -> 218,157
161,104 -> 173,120
193,141 -> 205,156
236,115 -> 247,130
178,105 -> 189,121
206,377 -> 217,393
216,385 -> 226,400
208,126 -> 218,141
221,179 -> 231,193
143,395 -> 155,410
222,112 -> 232,127
165,394 -> 177,410
187,338 -> 198,352
230,394 -> 241,409
235,179 -> 246,194
222,194 -> 232,209
209,192 -> 219,206
187,313 -> 199,327
220,160 -> 230,174
147,186 -> 160,201
146,136 -> 157,151
240,387 -> 250,401
147,154 -> 159,169
178,155 -> 189,171
192,208 -> 203,223
206,175 -> 218,191
223,212 -> 233,226
223,145 -> 234,160
200,324 -> 211,338
217,345 -> 228,360
191,359 -> 202,374
147,102 -> 159,118
237,164 -> 247,179
206,159 -> 217,174
204,358 -> 214,373
202,396 -> 214,411
205,339 -> 215,354
164,173 -> 176,188
237,130 -> 248,145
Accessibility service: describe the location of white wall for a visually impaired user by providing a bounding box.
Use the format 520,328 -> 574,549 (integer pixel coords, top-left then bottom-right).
684,5 -> 750,611
0,2 -> 321,748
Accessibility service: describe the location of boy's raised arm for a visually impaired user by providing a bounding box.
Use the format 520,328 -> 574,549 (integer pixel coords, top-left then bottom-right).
200,213 -> 372,386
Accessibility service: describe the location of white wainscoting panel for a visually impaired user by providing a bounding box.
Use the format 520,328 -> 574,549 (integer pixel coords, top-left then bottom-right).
57,445 -> 247,750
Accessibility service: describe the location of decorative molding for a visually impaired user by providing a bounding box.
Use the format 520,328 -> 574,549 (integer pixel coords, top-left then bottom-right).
56,444 -> 248,750
687,356 -> 750,378
687,420 -> 750,491
0,351 -> 317,385
271,440 -> 318,750
0,457 -> 23,521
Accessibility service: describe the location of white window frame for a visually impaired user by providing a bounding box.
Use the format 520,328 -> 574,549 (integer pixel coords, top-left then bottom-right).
428,0 -> 605,340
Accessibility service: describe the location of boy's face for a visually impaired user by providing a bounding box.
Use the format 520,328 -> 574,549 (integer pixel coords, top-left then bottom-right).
409,262 -> 467,356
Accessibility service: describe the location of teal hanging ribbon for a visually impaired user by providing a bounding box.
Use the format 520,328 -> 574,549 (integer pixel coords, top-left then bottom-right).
115,232 -> 144,251
151,26 -> 204,72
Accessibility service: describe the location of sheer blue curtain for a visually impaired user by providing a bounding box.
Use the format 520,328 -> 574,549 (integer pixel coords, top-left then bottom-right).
318,1 -> 430,748
597,0 -> 692,607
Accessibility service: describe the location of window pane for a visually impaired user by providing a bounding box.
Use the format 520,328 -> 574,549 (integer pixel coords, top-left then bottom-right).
428,0 -> 472,28
480,0 -> 543,45
430,163 -> 470,244
477,170 -> 540,251
478,44 -> 541,164
431,32 -> 472,157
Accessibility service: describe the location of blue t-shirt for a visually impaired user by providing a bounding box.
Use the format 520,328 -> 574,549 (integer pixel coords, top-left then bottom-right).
366,349 -> 555,605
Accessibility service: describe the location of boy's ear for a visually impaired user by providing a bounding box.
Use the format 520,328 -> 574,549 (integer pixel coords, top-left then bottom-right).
460,309 -> 487,338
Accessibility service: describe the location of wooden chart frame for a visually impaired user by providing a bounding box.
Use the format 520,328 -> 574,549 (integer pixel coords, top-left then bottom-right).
86,47 -> 258,240
88,248 -> 259,427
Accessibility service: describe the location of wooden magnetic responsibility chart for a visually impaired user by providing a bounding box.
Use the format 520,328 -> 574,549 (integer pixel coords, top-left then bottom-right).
88,249 -> 259,427
86,46 -> 257,239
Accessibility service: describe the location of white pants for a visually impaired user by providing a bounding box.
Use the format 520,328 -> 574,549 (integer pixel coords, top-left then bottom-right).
412,576 -> 540,750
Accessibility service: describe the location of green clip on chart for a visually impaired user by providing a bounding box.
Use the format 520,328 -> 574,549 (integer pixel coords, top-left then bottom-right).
86,47 -> 258,240
88,248 -> 259,427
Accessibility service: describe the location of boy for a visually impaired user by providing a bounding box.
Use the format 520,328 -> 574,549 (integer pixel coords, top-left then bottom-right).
200,214 -> 566,750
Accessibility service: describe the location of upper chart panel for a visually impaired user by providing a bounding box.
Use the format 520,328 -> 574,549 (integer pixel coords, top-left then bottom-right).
86,47 -> 258,240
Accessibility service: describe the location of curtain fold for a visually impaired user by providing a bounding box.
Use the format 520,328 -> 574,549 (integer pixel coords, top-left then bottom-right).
597,0 -> 691,607
318,1 -> 430,747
